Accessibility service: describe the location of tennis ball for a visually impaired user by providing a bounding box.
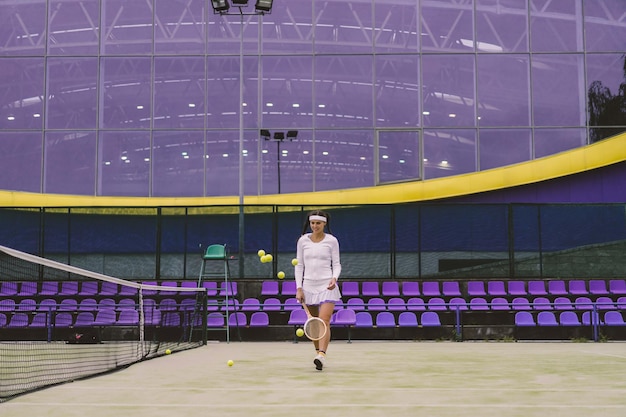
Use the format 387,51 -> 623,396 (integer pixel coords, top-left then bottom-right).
165,349 -> 171,355
277,271 -> 285,279
291,258 -> 298,266
266,254 -> 273,262
227,359 -> 234,367
296,328 -> 304,337
260,255 -> 268,263
257,249 -> 265,257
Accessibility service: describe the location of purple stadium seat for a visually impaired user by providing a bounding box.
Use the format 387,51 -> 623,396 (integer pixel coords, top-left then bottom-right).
0,313 -> 7,327
37,299 -> 57,313
528,280 -> 547,295
341,282 -> 360,297
0,282 -> 18,296
406,297 -> 426,311
7,313 -> 29,328
287,309 -> 307,326
469,298 -> 489,311
382,281 -> 401,296
29,313 -> 50,328
262,298 -> 281,311
140,281 -> 156,296
361,282 -> 380,296
398,312 -> 418,327
582,311 -> 602,326
118,298 -> 137,310
401,282 -> 420,296
58,299 -> 78,312
421,281 -> 440,296
249,312 -> 269,327
78,281 -> 99,296
16,299 -> 37,312
449,297 -> 468,311
420,312 -> 441,326
281,281 -> 297,296
603,311 -> 626,326
609,279 -> 626,295
98,298 -> 116,310
375,311 -> 396,327
334,309 -> 357,326
617,297 -> 626,310
467,281 -> 486,296
559,311 -> 581,326
161,312 -> 181,327
78,298 -> 98,311
119,284 -> 138,297
346,297 -> 366,311
144,308 -> 162,326
568,280 -> 587,295
553,297 -> 574,310
355,311 -> 373,327
17,282 -> 37,296
514,311 -> 535,326
588,280 -> 609,295
0,299 -> 15,312
595,296 -> 615,310
241,298 -> 261,311
427,297 -> 447,311
487,281 -> 506,296
532,297 -> 552,310
442,281 -> 461,296
160,281 -> 178,296
387,297 -> 406,311
219,282 -> 237,297
367,297 -> 386,311
100,281 -> 119,296
179,298 -> 197,312
284,298 -> 300,311
207,312 -> 225,327
511,297 -> 531,310
54,312 -> 74,327
74,312 -> 95,327
94,309 -> 117,325
490,297 -> 510,310
59,281 -> 78,296
261,281 -> 279,296
537,311 -> 558,326
39,281 -> 59,296
202,281 -> 218,296
548,280 -> 567,296
507,281 -> 526,296
159,298 -> 178,312
574,297 -> 593,310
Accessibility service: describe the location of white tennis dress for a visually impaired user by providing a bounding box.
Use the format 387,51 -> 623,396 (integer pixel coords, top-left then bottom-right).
294,233 -> 342,305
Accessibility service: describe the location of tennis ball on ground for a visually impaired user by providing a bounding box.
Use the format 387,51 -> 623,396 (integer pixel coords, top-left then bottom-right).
291,258 -> 298,266
296,328 -> 304,337
165,349 -> 171,355
257,249 -> 265,257
227,359 -> 234,367
277,271 -> 285,279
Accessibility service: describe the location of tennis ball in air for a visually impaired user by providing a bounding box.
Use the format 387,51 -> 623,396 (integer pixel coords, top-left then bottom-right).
277,271 -> 285,279
296,328 -> 304,337
165,349 -> 171,355
227,359 -> 234,367
257,249 -> 265,257
291,258 -> 298,266
260,255 -> 268,263
266,254 -> 273,262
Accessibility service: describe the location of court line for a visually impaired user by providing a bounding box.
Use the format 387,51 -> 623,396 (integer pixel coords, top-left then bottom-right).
581,350 -> 626,360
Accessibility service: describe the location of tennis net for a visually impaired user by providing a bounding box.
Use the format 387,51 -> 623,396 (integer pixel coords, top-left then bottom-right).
0,245 -> 207,402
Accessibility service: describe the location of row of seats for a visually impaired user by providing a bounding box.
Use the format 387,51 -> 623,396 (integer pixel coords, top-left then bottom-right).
515,310 -> 626,326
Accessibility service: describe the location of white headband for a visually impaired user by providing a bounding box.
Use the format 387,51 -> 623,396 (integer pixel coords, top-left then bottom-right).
309,215 -> 327,222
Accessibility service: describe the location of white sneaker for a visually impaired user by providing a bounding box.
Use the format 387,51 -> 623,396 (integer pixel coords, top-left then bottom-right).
314,354 -> 325,371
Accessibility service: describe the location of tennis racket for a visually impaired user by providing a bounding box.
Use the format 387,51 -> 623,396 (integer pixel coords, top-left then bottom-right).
301,302 -> 328,341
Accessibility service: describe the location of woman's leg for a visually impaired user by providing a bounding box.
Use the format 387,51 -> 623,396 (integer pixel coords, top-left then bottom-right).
317,302 -> 335,353
308,305 -> 321,352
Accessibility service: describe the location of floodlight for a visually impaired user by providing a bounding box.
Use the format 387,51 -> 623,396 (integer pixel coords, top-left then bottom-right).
260,129 -> 271,140
232,0 -> 249,4
255,0 -> 273,12
286,130 -> 298,140
273,132 -> 285,140
211,0 -> 230,13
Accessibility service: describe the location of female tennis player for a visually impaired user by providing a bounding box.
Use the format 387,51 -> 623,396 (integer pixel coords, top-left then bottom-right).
294,209 -> 342,371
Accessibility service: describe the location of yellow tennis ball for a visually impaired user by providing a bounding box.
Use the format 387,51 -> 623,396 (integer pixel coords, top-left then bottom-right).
277,271 -> 285,279
296,328 -> 304,337
266,254 -> 273,262
227,359 -> 234,367
165,349 -> 171,355
291,258 -> 298,266
257,249 -> 265,257
260,255 -> 268,263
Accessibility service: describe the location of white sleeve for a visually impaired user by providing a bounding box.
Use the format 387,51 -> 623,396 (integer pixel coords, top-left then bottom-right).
330,236 -> 341,281
294,236 -> 304,288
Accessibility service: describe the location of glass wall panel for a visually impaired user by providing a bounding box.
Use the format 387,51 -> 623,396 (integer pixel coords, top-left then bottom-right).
421,0 -> 473,52
206,56 -> 259,130
261,130 -> 313,195
374,0 -> 419,54
207,12 -> 260,55
479,128 -> 532,171
534,128 -> 586,159
477,54 -> 530,127
204,130 -> 240,197
423,129 -> 477,180
260,1 -> 313,55
154,56 -> 206,129
102,0 -> 153,55
530,0 -> 583,52
100,57 -> 152,129
44,131 -> 97,195
152,130 -> 204,197
46,57 -> 98,129
584,0 -> 626,52
47,0 -> 100,56
532,54 -> 585,127
422,54 -> 475,127
0,58 -> 45,130
378,130 -> 420,184
314,55 -> 373,129
0,131 -> 42,193
313,0 -> 373,54
476,0 -> 528,53
0,1 -> 46,56
314,130 -> 374,191
260,56 -> 313,129
375,54 -> 420,127
586,53 -> 626,142
154,0 -> 206,55
98,131 -> 150,197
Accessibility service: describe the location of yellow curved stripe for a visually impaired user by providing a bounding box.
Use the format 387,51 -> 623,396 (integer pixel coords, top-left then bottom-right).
1,132 -> 624,208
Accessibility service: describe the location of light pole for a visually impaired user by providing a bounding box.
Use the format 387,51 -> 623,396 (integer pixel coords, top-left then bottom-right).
260,129 -> 298,194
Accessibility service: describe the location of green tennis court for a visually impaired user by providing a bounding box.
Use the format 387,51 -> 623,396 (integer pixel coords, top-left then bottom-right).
2,341 -> 625,417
